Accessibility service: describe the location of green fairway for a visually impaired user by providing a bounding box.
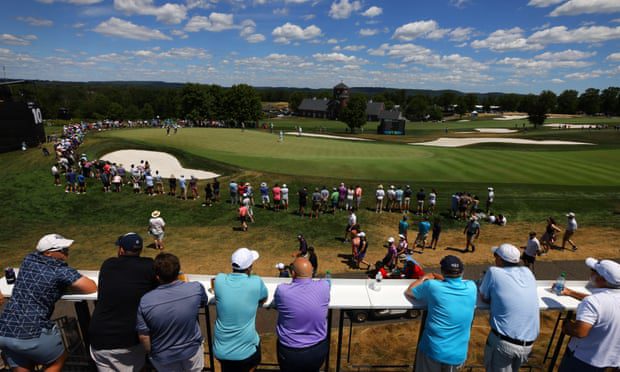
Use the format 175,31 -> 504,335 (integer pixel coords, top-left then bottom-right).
99,128 -> 620,186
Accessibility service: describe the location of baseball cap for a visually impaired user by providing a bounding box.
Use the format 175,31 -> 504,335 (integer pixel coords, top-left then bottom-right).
492,243 -> 521,264
398,234 -> 406,240
275,262 -> 286,270
585,257 -> 620,287
116,232 -> 143,252
440,255 -> 464,274
232,247 -> 259,270
36,234 -> 74,252
282,184 -> 287,188
488,187 -> 494,191
567,212 -> 575,218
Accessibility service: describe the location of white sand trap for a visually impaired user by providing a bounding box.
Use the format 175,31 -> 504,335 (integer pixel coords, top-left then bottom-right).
285,132 -> 374,141
545,123 -> 594,129
493,115 -> 529,121
409,137 -> 593,147
101,150 -> 220,180
475,128 -> 518,133
457,119 -> 470,122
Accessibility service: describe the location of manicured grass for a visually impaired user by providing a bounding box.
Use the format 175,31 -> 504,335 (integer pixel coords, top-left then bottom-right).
99,128 -> 620,186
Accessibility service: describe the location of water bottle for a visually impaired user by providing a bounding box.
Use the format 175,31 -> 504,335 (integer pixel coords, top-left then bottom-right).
554,272 -> 566,295
325,270 -> 332,287
5,267 -> 16,285
374,271 -> 383,291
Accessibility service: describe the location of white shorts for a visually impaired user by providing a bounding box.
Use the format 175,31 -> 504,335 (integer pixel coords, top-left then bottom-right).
90,344 -> 146,372
262,195 -> 270,203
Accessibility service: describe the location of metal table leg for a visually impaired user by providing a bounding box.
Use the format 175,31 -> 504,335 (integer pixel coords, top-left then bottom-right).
325,309 -> 332,372
412,310 -> 427,372
336,310 -> 345,372
547,310 -> 573,372
203,305 -> 215,371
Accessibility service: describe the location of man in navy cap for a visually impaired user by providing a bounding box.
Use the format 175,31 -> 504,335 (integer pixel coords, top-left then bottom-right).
89,233 -> 158,371
405,255 -> 477,371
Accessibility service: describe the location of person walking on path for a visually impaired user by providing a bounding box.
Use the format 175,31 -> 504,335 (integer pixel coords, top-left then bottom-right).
212,248 -> 268,372
136,253 -> 208,372
479,244 -> 540,372
405,255 -> 477,372
274,257 -> 330,372
561,212 -> 578,251
149,210 -> 166,250
558,258 -> 620,372
522,232 -> 541,272
429,217 -> 442,250
398,215 -> 409,239
89,233 -> 158,372
356,232 -> 370,270
540,217 -> 561,254
464,216 -> 481,252
0,234 -> 98,371
344,209 -> 357,242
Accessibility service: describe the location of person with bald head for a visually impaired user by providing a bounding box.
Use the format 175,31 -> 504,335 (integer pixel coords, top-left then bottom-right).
273,257 -> 331,372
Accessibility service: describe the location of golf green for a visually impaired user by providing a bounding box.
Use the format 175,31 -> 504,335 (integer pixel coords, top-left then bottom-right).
100,128 -> 620,186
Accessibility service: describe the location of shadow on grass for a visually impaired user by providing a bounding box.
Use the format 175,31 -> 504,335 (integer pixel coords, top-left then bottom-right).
445,246 -> 469,253
337,253 -> 358,269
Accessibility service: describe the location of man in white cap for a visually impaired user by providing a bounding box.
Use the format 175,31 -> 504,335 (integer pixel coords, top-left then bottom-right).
479,243 -> 539,372
212,248 -> 268,372
464,216 -> 481,252
558,258 -> 620,372
0,234 -> 97,371
276,263 -> 290,278
486,187 -> 495,214
561,212 -> 578,251
148,210 -> 166,250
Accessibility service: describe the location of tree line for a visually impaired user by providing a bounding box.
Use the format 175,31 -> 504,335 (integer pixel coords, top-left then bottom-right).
7,81 -> 619,123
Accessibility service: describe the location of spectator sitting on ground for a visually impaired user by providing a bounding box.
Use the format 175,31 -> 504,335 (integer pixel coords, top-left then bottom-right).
402,256 -> 425,279
0,234 -> 97,371
212,248 -> 268,372
495,214 -> 507,226
274,257 -> 331,372
89,233 -> 158,372
137,253 -> 208,372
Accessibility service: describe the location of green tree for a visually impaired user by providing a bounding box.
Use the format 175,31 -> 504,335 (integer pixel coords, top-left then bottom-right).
405,95 -> 430,121
578,88 -> 601,115
141,103 -> 155,120
338,94 -> 367,133
497,94 -> 521,112
107,102 -> 124,120
225,84 -> 262,126
539,90 -> 557,114
454,96 -> 467,117
463,93 -> 478,112
180,83 -> 208,124
600,87 -> 620,116
523,94 -> 547,127
557,89 -> 578,114
289,91 -> 305,112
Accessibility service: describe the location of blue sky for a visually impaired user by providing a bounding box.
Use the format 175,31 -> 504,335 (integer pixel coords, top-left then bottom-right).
1,0 -> 619,94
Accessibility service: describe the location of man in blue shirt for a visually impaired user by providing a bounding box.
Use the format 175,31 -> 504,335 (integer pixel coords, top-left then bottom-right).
416,216 -> 432,250
213,248 -> 268,372
405,255 -> 477,371
136,253 -> 208,372
479,243 -> 539,372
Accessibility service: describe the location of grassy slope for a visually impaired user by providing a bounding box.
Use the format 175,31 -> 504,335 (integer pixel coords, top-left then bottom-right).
99,128 -> 620,186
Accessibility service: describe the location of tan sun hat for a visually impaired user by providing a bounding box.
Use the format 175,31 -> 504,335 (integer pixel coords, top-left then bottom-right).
151,210 -> 161,218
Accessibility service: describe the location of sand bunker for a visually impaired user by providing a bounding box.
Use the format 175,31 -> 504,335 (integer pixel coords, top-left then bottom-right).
475,128 -> 518,133
285,132 -> 374,141
409,138 -> 593,148
101,150 -> 220,180
545,124 -> 599,129
493,115 -> 529,121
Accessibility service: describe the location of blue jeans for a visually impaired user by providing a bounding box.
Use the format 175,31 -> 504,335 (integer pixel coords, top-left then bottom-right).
558,348 -> 606,372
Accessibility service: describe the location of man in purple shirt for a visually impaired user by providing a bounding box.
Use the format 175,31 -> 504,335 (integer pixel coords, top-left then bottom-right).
274,257 -> 330,372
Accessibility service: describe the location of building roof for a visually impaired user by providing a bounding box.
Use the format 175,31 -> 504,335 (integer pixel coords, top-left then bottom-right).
379,109 -> 402,121
366,101 -> 385,116
298,98 -> 329,112
334,82 -> 348,89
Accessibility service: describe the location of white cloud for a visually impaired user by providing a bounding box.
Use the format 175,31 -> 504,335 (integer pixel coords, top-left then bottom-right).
185,13 -> 235,32
343,44 -> 365,51
0,48 -> 38,63
328,0 -> 361,19
302,14 -> 316,21
114,0 -> 187,24
551,78 -> 565,83
528,25 -> 620,45
471,27 -> 543,51
186,0 -> 215,9
171,29 -> 189,39
37,0 -> 103,4
313,52 -> 367,64
535,49 -> 595,60
392,20 -> 449,41
285,0 -> 312,3
550,0 -> 620,16
497,57 -> 592,70
272,22 -> 321,43
359,28 -> 379,36
16,16 -> 53,27
361,6 -> 382,17
607,53 -> 620,62
527,0 -> 564,7
0,34 -> 38,46
73,22 -> 85,28
450,0 -> 470,8
245,34 -> 265,43
94,17 -> 171,40
239,19 -> 264,42
274,8 -> 288,15
327,38 -> 338,44
565,70 -> 602,80
448,27 -> 474,41
127,47 -> 210,59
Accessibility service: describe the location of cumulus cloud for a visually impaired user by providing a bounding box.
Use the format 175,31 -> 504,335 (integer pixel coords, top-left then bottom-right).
497,57 -> 592,71
114,0 -> 187,24
528,25 -> 620,45
534,49 -> 595,60
392,20 -> 449,41
551,78 -> 565,83
37,0 -> 103,4
450,0 -> 470,8
343,44 -> 365,51
361,6 -> 382,17
313,52 -> 367,64
185,13 -> 235,32
327,38 -> 338,44
272,22 -> 321,43
565,70 -> 602,80
328,0 -> 361,19
16,16 -> 53,27
302,14 -> 316,21
0,34 -> 38,46
448,27 -> 474,41
239,20 -> 265,43
127,47 -> 210,59
471,27 -> 543,51
550,0 -> 620,17
607,52 -> 620,62
527,0 -> 564,7
94,17 -> 171,40
359,28 -> 379,36
0,48 -> 38,63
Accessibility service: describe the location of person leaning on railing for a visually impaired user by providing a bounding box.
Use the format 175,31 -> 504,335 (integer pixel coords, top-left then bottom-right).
0,234 -> 97,372
557,257 -> 620,372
